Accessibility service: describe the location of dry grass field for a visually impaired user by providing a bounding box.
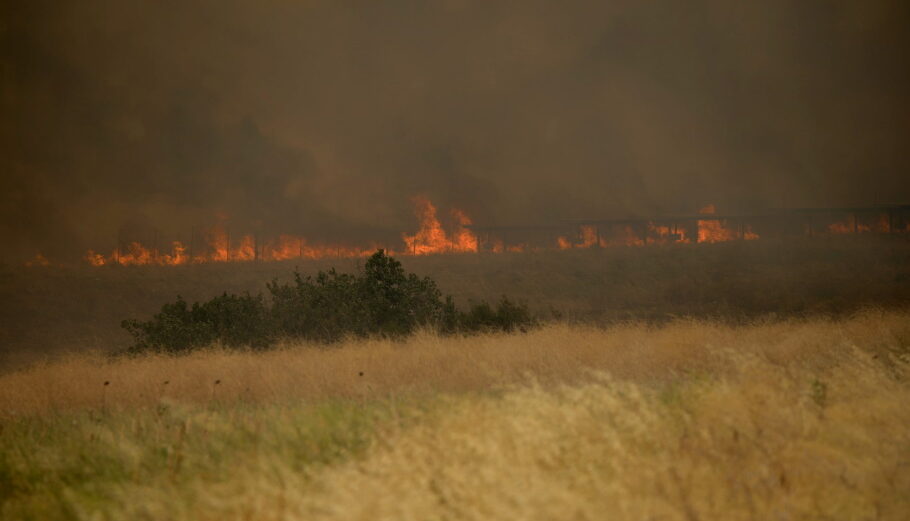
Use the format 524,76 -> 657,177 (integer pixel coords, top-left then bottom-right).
2,310 -> 908,520
5,2 -> 910,519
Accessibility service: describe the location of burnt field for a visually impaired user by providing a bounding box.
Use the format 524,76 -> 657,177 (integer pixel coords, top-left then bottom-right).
2,235 -> 909,370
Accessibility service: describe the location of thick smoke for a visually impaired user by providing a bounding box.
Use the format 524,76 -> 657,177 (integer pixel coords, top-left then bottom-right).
2,0 -> 909,260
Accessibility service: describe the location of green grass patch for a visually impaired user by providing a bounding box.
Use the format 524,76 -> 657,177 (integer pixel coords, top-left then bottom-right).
0,396 -> 436,520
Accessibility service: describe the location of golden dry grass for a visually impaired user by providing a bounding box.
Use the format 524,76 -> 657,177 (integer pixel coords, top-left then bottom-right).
2,310 -> 909,520
273,352 -> 910,521
2,309 -> 908,416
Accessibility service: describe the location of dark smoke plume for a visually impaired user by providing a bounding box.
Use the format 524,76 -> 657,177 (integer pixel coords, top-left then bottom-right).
2,0 -> 909,260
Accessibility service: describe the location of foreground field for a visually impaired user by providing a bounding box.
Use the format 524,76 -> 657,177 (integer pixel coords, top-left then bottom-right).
1,310 -> 909,520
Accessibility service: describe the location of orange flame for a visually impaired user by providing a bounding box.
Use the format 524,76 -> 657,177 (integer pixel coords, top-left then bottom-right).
450,209 -> 479,252
263,235 -> 302,261
121,242 -> 154,265
827,214 -> 883,235
401,196 -> 478,255
580,226 -> 600,248
255,235 -> 376,261
556,226 -> 600,249
80,199 -> 881,268
697,204 -> 758,243
828,221 -> 852,234
557,224 -> 646,249
877,214 -> 890,233
84,241 -> 191,266
183,221 -> 260,263
233,235 -> 256,261
744,227 -> 759,240
613,226 -> 645,247
490,239 -> 527,253
166,242 -> 190,265
648,223 -> 690,244
557,205 -> 756,248
697,205 -> 735,243
82,196 -> 483,266
85,250 -> 107,266
24,253 -> 51,267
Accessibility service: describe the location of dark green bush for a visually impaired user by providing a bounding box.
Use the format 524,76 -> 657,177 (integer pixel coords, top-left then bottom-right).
123,250 -> 533,354
196,293 -> 274,349
458,296 -> 534,333
121,292 -> 272,354
267,250 -> 451,342
122,296 -> 214,354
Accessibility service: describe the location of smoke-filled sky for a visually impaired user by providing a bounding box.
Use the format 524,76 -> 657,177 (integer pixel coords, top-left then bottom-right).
2,0 -> 909,259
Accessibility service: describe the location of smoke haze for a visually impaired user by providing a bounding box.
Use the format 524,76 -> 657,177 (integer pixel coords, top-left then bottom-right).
2,0 -> 909,260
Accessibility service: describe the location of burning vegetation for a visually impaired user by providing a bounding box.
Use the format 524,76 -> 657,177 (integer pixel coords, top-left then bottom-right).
401,196 -> 478,255
551,203 -> 904,251
23,199 -> 910,267
79,196 -> 477,267
553,204 -> 760,249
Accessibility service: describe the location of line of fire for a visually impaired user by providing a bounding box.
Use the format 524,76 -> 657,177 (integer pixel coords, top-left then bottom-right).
473,203 -> 910,252
22,200 -> 910,267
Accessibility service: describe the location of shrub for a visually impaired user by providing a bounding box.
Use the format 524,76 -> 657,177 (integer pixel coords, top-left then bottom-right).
267,251 -> 450,342
458,296 -> 534,333
123,250 -> 533,353
122,296 -> 214,354
122,293 -> 272,354
196,293 -> 274,349
268,268 -> 367,343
